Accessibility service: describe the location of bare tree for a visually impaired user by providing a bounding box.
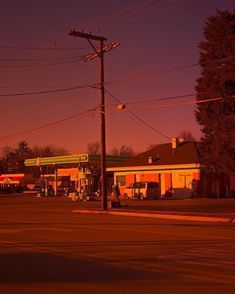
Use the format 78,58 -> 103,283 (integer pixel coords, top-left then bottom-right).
110,145 -> 135,157
178,130 -> 196,142
32,145 -> 69,157
86,142 -> 100,155
110,147 -> 119,156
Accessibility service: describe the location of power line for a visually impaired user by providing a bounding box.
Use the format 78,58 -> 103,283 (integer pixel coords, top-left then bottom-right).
127,110 -> 171,140
0,59 -> 83,68
83,0 -> 156,29
1,55 -> 232,91
112,93 -> 214,107
1,94 -> 231,142
0,56 -> 83,62
0,85 -> 91,89
125,93 -> 198,105
0,56 -> 215,87
0,108 -> 98,141
106,63 -> 198,85
106,93 -> 200,108
104,55 -> 234,86
0,84 -> 97,97
107,0 -> 193,30
106,104 -> 167,142
104,88 -> 171,140
88,0 -> 192,31
0,45 -> 88,50
125,96 -> 235,111
106,92 -> 234,110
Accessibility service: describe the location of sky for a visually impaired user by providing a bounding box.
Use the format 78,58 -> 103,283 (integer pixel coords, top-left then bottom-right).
0,0 -> 234,154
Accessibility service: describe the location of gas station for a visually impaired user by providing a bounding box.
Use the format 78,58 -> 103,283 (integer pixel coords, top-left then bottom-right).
24,154 -> 128,197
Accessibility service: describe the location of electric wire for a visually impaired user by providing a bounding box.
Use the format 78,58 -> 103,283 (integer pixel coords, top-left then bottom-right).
106,63 -> 198,86
84,0 -> 192,29
0,45 -> 88,50
1,93 -> 232,141
87,0 -> 192,31
0,84 -> 98,97
0,85 -> 91,89
124,93 -> 198,105
0,108 -> 98,141
0,54 -> 232,84
83,0 -> 156,29
105,92 -> 234,142
0,55 -> 233,92
125,96 -> 235,111
105,0 -> 193,30
0,62 -> 197,92
106,93 -> 210,107
0,56 -> 83,62
105,55 -> 234,86
0,59 -> 83,68
104,88 -> 171,140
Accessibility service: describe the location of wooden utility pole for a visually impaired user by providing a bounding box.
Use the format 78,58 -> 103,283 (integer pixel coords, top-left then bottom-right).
98,38 -> 107,210
69,30 -> 119,210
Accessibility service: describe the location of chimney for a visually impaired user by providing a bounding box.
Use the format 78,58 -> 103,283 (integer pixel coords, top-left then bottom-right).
148,156 -> 153,164
171,137 -> 179,150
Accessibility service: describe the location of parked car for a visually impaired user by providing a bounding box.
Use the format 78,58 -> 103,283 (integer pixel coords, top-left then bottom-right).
164,188 -> 175,198
124,181 -> 160,200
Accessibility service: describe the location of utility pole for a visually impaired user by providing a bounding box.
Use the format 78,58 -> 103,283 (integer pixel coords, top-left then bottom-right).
69,30 -> 119,210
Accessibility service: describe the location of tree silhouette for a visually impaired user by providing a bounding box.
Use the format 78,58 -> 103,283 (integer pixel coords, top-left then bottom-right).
110,145 -> 135,157
195,10 -> 235,174
178,130 -> 196,141
86,142 -> 100,155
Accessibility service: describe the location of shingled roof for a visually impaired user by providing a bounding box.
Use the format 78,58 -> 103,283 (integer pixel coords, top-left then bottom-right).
109,141 -> 200,168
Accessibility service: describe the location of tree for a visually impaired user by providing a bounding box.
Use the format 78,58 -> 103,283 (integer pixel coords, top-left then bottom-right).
0,141 -> 69,173
110,145 -> 135,157
86,142 -> 100,155
0,146 -> 15,173
16,140 -> 32,157
178,130 -> 196,142
195,10 -> 235,174
0,141 -> 32,172
10,140 -> 33,172
31,145 -> 69,157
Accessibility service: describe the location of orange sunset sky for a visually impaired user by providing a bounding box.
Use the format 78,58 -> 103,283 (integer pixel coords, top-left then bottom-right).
0,0 -> 234,154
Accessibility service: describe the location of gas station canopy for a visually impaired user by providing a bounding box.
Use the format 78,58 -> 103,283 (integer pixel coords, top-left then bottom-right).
24,154 -> 128,167
24,154 -> 88,166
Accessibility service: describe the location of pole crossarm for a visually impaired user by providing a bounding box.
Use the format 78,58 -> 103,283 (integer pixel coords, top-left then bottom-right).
69,30 -> 107,41
81,42 -> 120,62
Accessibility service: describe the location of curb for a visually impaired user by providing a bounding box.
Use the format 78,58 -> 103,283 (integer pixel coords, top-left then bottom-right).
72,209 -> 235,223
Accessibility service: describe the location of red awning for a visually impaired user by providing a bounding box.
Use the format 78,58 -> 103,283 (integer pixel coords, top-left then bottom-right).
0,175 -> 24,184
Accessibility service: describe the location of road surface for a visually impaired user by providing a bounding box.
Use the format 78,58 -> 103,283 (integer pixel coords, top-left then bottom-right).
0,195 -> 234,293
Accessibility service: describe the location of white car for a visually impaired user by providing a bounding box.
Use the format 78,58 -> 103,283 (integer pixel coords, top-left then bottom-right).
124,182 -> 160,200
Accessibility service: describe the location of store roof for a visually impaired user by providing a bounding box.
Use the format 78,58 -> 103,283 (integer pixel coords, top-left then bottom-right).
108,141 -> 200,168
